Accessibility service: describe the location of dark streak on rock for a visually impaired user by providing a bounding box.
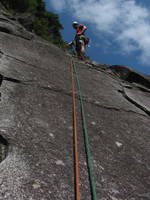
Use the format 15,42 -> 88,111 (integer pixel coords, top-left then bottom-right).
0,135 -> 8,163
0,74 -> 3,86
3,76 -> 22,83
110,65 -> 150,89
0,26 -> 12,34
0,135 -> 8,146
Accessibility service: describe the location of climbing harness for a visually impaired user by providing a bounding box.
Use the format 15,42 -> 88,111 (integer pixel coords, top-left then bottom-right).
70,58 -> 97,200
68,35 -> 89,60
75,36 -> 86,60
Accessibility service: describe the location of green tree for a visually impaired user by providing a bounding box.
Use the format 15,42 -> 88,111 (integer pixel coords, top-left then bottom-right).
1,0 -> 66,47
1,0 -> 29,12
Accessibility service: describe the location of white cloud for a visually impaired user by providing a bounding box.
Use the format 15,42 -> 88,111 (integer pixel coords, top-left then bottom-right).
49,0 -> 150,65
49,0 -> 66,11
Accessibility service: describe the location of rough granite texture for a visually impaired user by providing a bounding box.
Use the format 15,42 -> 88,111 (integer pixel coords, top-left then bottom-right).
0,7 -> 150,200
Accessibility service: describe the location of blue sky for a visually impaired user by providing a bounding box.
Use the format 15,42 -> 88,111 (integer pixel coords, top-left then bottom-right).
44,0 -> 150,75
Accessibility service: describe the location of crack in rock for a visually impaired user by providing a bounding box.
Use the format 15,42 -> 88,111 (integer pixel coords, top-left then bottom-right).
0,72 -> 148,119
0,50 -> 48,72
0,20 -> 33,40
0,135 -> 8,163
121,86 -> 150,116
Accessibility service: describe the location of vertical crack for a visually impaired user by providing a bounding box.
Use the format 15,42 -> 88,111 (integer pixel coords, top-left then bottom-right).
0,74 -> 8,162
0,135 -> 8,163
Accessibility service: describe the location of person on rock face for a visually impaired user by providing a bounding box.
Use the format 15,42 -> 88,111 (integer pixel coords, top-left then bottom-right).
68,21 -> 89,60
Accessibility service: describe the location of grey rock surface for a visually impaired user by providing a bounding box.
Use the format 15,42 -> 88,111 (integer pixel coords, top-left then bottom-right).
0,9 -> 150,200
15,13 -> 34,32
0,8 -> 33,40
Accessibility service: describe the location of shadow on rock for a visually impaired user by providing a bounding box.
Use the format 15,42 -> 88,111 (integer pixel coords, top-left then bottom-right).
0,135 -> 8,163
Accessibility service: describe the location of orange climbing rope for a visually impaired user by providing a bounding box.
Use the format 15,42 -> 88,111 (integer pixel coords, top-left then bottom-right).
70,58 -> 81,200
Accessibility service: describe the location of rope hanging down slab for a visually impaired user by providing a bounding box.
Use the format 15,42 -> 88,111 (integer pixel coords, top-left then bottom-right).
70,59 -> 81,200
72,59 -> 97,200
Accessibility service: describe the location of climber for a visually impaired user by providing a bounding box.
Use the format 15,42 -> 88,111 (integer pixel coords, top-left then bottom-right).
68,21 -> 89,60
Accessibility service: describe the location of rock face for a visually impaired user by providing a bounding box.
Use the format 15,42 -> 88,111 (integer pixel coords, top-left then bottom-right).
0,8 -> 150,200
15,13 -> 35,32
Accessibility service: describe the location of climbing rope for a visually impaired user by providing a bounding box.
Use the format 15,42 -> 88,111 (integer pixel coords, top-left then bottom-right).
70,58 -> 97,200
73,61 -> 97,200
70,59 -> 81,200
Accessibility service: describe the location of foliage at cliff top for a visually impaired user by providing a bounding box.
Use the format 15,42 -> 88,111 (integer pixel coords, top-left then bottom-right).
1,0 -> 66,47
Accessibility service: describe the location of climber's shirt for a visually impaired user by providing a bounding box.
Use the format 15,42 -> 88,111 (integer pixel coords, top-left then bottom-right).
76,24 -> 87,36
75,25 -> 89,46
